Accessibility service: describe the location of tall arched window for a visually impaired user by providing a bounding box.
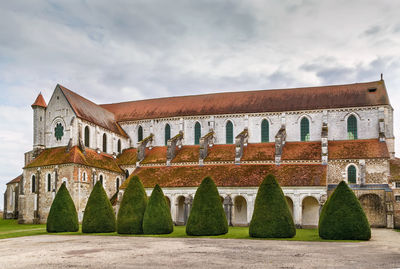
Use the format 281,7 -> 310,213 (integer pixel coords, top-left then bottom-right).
116,177 -> 120,191
125,169 -> 129,178
102,133 -> 107,152
165,124 -> 171,145
300,117 -> 310,141
47,174 -> 51,192
347,165 -> 357,184
31,175 -> 36,193
261,119 -> 269,142
194,122 -> 201,145
84,126 -> 90,147
99,175 -> 104,186
138,126 -> 143,142
226,121 -> 233,144
117,139 -> 121,154
347,115 -> 358,140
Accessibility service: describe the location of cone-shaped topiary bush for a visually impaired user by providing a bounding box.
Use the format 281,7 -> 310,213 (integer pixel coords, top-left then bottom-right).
186,177 -> 228,236
319,181 -> 371,240
249,174 -> 296,238
82,181 -> 116,233
46,182 -> 79,233
117,176 -> 147,234
143,184 -> 173,234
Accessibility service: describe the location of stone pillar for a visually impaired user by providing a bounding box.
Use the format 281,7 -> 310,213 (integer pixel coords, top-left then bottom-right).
223,195 -> 233,226
293,195 -> 302,228
170,195 -> 177,223
184,195 -> 193,225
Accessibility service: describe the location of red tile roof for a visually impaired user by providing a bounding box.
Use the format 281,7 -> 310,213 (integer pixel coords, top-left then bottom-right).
282,142 -> 321,160
328,139 -> 389,159
6,174 -> 22,185
204,144 -> 235,162
58,85 -> 128,137
242,143 -> 275,161
25,146 -> 123,173
101,81 -> 389,121
31,93 -> 47,108
171,146 -> 199,163
117,148 -> 138,165
121,164 -> 326,188
140,146 -> 167,164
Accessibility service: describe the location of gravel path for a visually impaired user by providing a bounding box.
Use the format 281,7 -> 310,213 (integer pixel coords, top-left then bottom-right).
0,229 -> 399,268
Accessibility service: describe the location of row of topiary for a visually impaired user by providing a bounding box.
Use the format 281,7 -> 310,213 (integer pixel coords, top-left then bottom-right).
47,174 -> 371,240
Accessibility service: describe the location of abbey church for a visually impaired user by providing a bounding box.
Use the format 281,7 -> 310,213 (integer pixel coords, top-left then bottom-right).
4,79 -> 400,228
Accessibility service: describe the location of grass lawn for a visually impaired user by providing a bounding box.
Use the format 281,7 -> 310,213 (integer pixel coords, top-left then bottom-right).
0,219 -> 357,241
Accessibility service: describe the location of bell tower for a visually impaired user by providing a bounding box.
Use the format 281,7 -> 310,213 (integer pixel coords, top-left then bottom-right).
31,93 -> 47,151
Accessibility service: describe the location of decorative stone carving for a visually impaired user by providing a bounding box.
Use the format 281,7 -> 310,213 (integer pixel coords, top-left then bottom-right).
275,126 -> 286,165
223,195 -> 233,226
199,131 -> 215,165
137,133 -> 154,166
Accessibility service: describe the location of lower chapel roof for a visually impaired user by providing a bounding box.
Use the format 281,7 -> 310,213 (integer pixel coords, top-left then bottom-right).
54,81 -> 389,128
23,139 -> 389,187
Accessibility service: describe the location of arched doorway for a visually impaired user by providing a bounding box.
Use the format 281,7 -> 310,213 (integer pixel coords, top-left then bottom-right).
176,196 -> 185,225
285,196 -> 294,217
302,196 -> 319,228
359,194 -> 385,227
233,196 -> 247,226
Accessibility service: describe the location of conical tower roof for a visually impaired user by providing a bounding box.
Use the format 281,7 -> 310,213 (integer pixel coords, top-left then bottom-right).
31,93 -> 47,108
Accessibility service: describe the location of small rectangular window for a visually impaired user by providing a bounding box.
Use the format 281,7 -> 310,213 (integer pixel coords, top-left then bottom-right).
395,196 -> 400,202
395,182 -> 400,188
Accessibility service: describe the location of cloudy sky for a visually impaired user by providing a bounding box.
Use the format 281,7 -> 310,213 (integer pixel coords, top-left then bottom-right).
1,0 -> 400,206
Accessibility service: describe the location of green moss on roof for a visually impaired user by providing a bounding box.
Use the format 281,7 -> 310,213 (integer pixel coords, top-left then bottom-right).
140,146 -> 167,164
171,146 -> 199,163
204,145 -> 235,162
25,146 -> 122,173
117,148 -> 138,165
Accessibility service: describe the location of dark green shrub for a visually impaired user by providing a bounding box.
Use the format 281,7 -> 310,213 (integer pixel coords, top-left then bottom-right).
46,182 -> 79,232
249,174 -> 295,238
143,184 -> 173,234
319,181 -> 371,240
117,176 -> 147,234
186,177 -> 228,236
82,181 -> 116,233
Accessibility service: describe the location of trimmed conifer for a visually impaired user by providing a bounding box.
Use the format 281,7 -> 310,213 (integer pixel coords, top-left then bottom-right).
186,177 -> 228,236
249,174 -> 296,238
117,176 -> 147,234
82,181 -> 116,233
143,184 -> 173,234
46,182 -> 79,232
319,181 -> 371,240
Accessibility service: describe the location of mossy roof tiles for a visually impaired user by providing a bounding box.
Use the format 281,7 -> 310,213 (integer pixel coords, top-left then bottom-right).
171,146 -> 199,163
117,148 -> 138,165
204,144 -> 235,162
328,139 -> 389,159
25,146 -> 122,173
121,164 -> 326,188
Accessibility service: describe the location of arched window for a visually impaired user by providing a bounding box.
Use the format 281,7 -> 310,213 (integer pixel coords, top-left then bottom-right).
117,139 -> 121,154
84,126 -> 90,147
47,174 -> 51,192
347,165 -> 357,184
165,124 -> 171,146
194,122 -> 201,145
82,172 -> 87,182
300,117 -> 310,141
261,119 -> 269,142
125,169 -> 129,178
347,115 -> 358,140
116,177 -> 120,190
138,126 -> 143,142
99,175 -> 104,186
102,133 -> 107,152
31,175 -> 36,193
226,121 -> 233,144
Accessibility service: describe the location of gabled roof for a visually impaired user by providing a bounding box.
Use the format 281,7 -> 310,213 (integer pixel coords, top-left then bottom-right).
6,174 -> 22,185
100,80 -> 390,121
121,164 -> 326,188
57,85 -> 128,137
31,93 -> 47,108
25,146 -> 123,173
328,139 -> 389,159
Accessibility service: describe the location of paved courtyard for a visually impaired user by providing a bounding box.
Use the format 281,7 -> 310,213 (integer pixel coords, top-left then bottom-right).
0,229 -> 399,268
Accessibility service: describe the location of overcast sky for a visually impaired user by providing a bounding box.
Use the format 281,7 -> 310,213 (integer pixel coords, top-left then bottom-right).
1,0 -> 400,208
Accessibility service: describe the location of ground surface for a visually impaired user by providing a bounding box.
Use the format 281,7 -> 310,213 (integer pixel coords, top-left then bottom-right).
0,229 -> 399,268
